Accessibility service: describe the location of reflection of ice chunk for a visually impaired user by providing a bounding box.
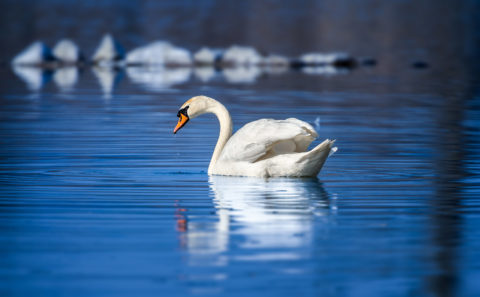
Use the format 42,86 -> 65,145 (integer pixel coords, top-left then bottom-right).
223,66 -> 261,84
302,66 -> 347,75
92,34 -> 125,64
262,64 -> 288,75
299,52 -> 355,67
222,45 -> 262,66
53,39 -> 82,63
126,41 -> 191,66
193,47 -> 223,65
126,66 -> 191,91
194,67 -> 216,82
12,41 -> 55,66
92,66 -> 122,98
12,66 -> 50,91
53,67 -> 78,91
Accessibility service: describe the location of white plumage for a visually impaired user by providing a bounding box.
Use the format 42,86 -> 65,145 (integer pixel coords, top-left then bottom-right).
174,96 -> 336,178
220,118 -> 317,162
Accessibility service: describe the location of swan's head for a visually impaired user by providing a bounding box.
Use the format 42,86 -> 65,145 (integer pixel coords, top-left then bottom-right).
173,95 -> 213,134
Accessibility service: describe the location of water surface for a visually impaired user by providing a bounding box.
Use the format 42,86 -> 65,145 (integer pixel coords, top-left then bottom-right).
1,1 -> 480,296
1,63 -> 479,297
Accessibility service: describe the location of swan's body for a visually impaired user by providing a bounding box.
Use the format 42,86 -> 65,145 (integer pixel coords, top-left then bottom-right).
174,96 -> 336,178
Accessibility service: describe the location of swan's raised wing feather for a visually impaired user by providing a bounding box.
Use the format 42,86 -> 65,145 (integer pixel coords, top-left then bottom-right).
219,118 -> 318,163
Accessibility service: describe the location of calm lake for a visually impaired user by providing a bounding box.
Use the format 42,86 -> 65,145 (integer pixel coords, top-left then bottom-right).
1,1 -> 480,296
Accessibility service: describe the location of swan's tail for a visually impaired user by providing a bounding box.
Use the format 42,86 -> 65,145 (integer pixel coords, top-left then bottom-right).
298,139 -> 336,176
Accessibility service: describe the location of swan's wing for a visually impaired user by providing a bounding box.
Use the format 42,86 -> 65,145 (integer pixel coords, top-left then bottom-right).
219,118 -> 318,163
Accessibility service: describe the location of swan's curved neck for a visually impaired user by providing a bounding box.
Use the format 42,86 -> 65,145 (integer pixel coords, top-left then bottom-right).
206,99 -> 232,174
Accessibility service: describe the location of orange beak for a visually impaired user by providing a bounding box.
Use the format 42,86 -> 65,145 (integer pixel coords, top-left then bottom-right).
173,113 -> 189,134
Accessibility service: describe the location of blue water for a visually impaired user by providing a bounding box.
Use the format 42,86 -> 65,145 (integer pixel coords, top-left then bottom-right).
1,0 -> 480,296
1,64 -> 479,296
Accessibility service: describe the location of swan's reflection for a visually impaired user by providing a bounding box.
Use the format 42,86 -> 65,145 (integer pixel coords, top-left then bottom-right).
179,176 -> 335,259
12,66 -> 51,91
126,66 -> 191,91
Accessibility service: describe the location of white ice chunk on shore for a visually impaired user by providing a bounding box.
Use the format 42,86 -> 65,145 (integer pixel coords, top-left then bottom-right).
53,39 -> 82,63
92,34 -> 125,64
126,41 -> 192,66
299,52 -> 353,66
12,41 -> 55,66
194,47 -> 223,65
222,46 -> 262,66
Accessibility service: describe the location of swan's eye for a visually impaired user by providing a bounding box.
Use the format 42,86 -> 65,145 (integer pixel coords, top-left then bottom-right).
177,106 -> 189,118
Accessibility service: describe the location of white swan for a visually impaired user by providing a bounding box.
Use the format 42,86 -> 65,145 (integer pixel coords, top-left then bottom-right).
173,95 -> 336,177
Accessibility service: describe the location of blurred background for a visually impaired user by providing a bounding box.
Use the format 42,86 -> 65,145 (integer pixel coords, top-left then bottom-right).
1,0 -> 479,67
